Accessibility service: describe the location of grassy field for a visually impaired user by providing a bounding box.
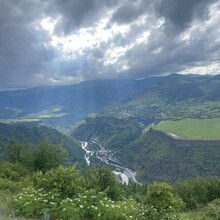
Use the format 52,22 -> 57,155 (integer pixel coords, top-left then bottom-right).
153,118 -> 220,140
0,118 -> 41,123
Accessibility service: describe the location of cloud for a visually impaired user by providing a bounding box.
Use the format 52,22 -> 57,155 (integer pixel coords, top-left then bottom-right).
0,0 -> 57,89
155,0 -> 217,34
45,0 -> 119,35
111,0 -> 150,24
0,0 -> 220,90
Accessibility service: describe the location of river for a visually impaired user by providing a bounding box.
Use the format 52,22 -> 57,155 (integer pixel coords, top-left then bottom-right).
81,141 -> 94,166
80,140 -> 139,185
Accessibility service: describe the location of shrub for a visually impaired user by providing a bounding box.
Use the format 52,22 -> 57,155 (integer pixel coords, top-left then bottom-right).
146,182 -> 184,212
203,199 -> 220,219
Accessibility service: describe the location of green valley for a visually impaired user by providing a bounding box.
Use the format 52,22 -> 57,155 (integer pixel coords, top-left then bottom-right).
71,74 -> 220,184
1,74 -> 220,219
2,1 -> 220,218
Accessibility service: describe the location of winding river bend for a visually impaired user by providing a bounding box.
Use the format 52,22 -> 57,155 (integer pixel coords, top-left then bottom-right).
80,140 -> 139,185
81,142 -> 93,166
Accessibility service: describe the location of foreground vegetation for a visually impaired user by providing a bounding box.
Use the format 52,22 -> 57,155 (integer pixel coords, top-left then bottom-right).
0,141 -> 219,219
153,118 -> 220,140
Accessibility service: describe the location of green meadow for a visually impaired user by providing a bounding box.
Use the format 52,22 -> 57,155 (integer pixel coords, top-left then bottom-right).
153,118 -> 220,140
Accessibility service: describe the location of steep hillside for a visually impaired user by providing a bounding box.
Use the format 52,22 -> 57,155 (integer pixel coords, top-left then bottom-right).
0,122 -> 84,164
73,116 -> 220,183
118,129 -> 220,183
72,117 -> 144,150
97,74 -> 220,120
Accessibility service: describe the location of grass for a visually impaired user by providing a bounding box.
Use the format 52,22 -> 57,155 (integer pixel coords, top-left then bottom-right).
178,211 -> 207,220
153,118 -> 220,140
24,107 -> 67,119
0,107 -> 67,124
0,118 -> 40,123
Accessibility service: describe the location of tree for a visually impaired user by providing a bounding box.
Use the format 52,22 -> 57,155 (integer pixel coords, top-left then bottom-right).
145,182 -> 184,212
0,161 -> 29,181
175,178 -> 220,209
4,140 -> 68,172
4,139 -> 35,170
85,166 -> 123,201
32,165 -> 84,198
34,141 -> 68,172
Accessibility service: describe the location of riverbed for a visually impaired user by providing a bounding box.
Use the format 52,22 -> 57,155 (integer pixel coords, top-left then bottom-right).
80,140 -> 139,185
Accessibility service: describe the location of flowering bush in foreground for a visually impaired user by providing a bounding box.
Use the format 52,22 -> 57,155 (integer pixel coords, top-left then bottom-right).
12,186 -> 60,217
11,166 -> 180,219
56,191 -> 138,219
13,188 -> 139,219
12,187 -> 178,219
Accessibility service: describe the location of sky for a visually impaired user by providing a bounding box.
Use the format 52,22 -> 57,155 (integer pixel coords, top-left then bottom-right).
0,0 -> 220,90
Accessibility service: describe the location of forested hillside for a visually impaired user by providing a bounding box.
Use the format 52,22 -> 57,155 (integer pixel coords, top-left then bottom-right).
72,117 -> 220,183
0,122 -> 84,164
97,74 -> 220,121
119,129 -> 220,183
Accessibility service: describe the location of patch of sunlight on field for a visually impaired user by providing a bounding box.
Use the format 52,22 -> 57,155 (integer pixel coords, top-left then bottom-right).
0,118 -> 41,123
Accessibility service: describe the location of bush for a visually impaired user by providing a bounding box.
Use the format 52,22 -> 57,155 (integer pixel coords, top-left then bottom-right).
32,165 -> 84,198
12,187 -> 140,219
12,186 -> 58,217
54,190 -> 139,220
145,182 -> 185,212
85,167 -> 123,201
203,199 -> 220,220
175,178 -> 220,209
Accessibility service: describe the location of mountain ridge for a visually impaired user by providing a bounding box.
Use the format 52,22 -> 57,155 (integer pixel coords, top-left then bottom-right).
0,77 -> 161,127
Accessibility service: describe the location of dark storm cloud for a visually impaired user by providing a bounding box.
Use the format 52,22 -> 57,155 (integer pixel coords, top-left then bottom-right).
155,0 -> 217,33
105,0 -> 220,78
110,0 -> 217,32
0,0 -> 121,89
119,18 -> 220,79
0,0 -> 220,90
45,0 -> 119,35
111,0 -> 150,24
0,0 -> 58,89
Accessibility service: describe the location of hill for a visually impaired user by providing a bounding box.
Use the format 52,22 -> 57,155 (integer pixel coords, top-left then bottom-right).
72,116 -> 220,183
0,122 -> 84,164
119,129 -> 220,183
72,116 -> 144,149
97,74 -> 220,121
72,74 -> 220,183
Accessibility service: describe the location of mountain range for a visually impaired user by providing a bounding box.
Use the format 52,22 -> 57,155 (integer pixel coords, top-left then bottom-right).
1,74 -> 220,127
0,78 -> 160,127
1,73 -> 220,183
